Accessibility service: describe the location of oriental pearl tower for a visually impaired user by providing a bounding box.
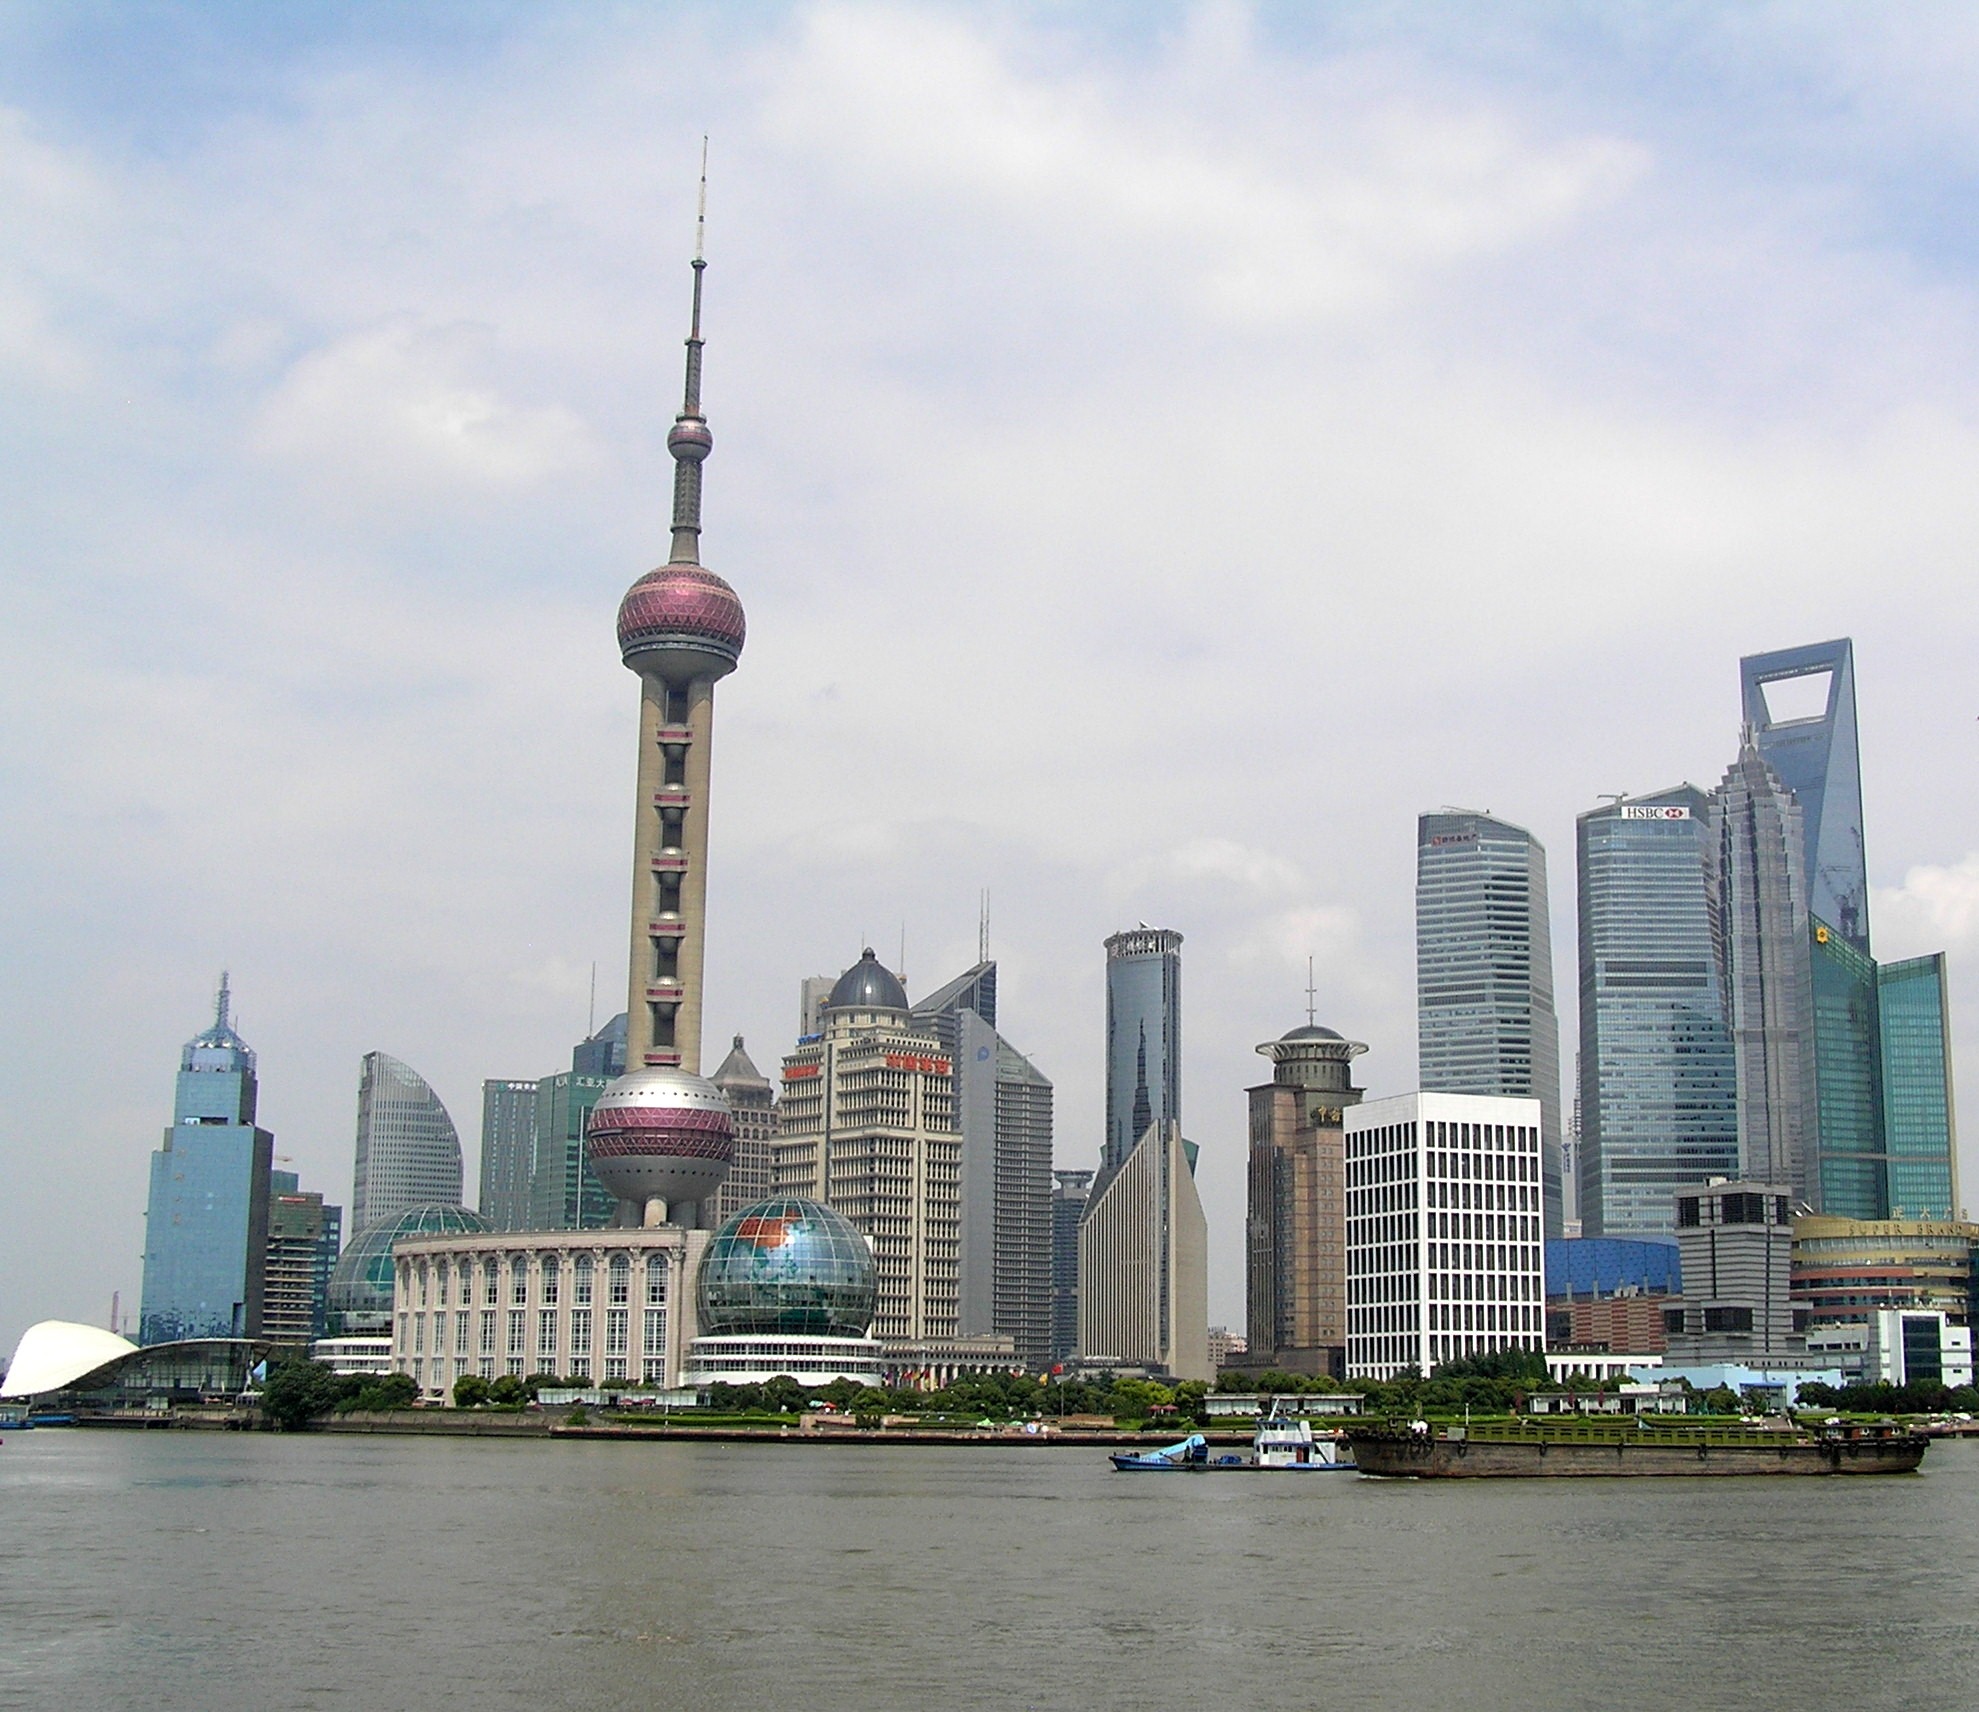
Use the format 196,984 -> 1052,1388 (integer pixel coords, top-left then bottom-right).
585,176 -> 742,1229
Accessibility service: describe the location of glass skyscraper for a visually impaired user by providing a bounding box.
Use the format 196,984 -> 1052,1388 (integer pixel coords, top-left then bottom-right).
913,961 -> 1055,1370
139,977 -> 275,1344
1878,953 -> 1958,1219
1416,811 -> 1564,1234
477,1079 -> 539,1231
1576,788 -> 1738,1236
1709,741 -> 1816,1203
350,1051 -> 463,1235
1809,917 -> 1888,1218
1101,928 -> 1182,1182
1741,639 -> 1870,952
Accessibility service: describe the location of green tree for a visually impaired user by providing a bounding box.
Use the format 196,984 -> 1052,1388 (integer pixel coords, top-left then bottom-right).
762,1376 -> 807,1414
259,1355 -> 344,1431
453,1373 -> 491,1408
488,1374 -> 526,1407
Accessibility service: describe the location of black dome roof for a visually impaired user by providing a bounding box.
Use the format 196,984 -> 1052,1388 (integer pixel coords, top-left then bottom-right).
828,948 -> 908,1013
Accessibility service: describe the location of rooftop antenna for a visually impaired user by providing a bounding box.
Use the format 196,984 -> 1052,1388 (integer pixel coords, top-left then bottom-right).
979,889 -> 991,964
668,136 -> 712,566
899,923 -> 907,986
588,961 -> 598,1038
215,970 -> 231,1031
1305,956 -> 1317,1028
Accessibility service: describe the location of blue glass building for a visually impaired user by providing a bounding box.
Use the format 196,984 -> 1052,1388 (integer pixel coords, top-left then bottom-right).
1100,928 -> 1181,1180
351,1051 -> 463,1234
1741,639 -> 1870,952
1544,1236 -> 1682,1300
1417,811 -> 1565,1234
1878,953 -> 1959,1219
139,977 -> 275,1344
1576,788 -> 1739,1236
1809,917 -> 1888,1218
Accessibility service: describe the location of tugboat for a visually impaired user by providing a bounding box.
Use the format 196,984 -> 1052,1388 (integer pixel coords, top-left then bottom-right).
1109,1412 -> 1358,1472
1346,1415 -> 1927,1478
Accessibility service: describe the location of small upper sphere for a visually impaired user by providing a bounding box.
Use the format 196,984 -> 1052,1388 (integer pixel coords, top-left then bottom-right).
617,564 -> 747,677
667,417 -> 713,462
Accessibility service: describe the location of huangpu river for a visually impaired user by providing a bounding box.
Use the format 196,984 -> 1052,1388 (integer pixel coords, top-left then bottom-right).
4,1429 -> 1978,1711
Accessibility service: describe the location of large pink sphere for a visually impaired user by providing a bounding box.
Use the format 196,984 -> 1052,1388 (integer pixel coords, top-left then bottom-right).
586,1069 -> 734,1211
617,565 -> 745,680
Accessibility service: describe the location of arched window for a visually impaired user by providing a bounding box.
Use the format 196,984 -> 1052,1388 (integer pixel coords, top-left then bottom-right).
608,1252 -> 631,1306
645,1253 -> 668,1305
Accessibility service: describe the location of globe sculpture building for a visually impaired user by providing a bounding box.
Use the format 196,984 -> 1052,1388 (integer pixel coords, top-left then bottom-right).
585,183 -> 742,1229
684,1197 -> 885,1386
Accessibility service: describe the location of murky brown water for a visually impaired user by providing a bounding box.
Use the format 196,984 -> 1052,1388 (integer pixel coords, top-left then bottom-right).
3,1429 -> 1976,1710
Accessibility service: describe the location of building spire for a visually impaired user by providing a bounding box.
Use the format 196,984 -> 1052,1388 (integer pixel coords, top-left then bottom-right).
216,970 -> 231,1032
668,139 -> 714,566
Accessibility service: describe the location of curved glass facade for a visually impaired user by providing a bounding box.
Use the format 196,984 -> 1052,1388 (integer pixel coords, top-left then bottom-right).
352,1052 -> 463,1235
328,1203 -> 488,1332
697,1198 -> 877,1337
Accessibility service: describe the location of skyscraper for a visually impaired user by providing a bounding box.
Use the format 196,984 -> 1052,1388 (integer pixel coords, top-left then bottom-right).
263,1169 -> 342,1343
1809,917 -> 1888,1218
1078,1120 -> 1210,1381
774,950 -> 961,1342
1345,1092 -> 1547,1379
477,1079 -> 539,1231
706,1035 -> 778,1227
1049,1168 -> 1093,1366
1878,954 -> 1959,1219
139,976 -> 275,1345
581,185 -> 742,1230
1576,788 -> 1739,1236
1741,639 -> 1869,951
527,1069 -> 617,1230
913,961 -> 1054,1370
1245,1023 -> 1365,1375
1101,928 -> 1182,1183
1416,811 -> 1565,1233
351,1052 -> 463,1235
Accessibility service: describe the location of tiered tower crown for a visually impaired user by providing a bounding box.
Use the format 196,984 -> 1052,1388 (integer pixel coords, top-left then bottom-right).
616,203 -> 747,682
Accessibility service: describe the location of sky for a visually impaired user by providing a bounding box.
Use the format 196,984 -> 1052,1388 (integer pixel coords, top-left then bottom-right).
4,1 -> 1978,1350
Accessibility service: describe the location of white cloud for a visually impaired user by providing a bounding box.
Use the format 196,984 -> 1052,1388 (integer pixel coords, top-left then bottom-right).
253,318 -> 600,493
1875,856 -> 1979,958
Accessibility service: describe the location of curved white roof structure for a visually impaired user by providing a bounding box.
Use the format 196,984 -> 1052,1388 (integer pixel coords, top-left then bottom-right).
2,1320 -> 138,1399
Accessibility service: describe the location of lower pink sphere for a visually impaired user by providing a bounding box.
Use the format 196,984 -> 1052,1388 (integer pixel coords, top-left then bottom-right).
585,1069 -> 734,1211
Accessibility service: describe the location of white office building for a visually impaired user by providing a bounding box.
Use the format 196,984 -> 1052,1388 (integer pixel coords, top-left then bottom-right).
1345,1092 -> 1547,1379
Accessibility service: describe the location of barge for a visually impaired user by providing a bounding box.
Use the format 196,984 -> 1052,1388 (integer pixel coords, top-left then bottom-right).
1345,1417 -> 1926,1478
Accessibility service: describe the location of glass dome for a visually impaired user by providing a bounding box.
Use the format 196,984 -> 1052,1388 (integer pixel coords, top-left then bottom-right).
327,1203 -> 489,1332
696,1198 -> 877,1338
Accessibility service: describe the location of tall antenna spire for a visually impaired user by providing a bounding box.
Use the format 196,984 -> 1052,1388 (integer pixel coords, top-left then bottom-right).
1304,956 -> 1316,1028
216,970 -> 232,1032
668,137 -> 713,566
979,889 -> 990,964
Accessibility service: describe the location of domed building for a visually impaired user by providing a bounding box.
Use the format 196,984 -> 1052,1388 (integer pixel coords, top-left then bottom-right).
684,1198 -> 884,1386
329,1203 -> 490,1334
773,951 -> 961,1347
1244,1020 -> 1368,1376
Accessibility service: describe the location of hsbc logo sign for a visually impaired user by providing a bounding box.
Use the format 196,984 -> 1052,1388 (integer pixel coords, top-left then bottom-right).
1621,805 -> 1691,820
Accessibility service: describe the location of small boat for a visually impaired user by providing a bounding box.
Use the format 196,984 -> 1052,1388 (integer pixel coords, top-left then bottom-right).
1252,1412 -> 1354,1471
1110,1417 -> 1359,1473
1110,1433 -> 1209,1470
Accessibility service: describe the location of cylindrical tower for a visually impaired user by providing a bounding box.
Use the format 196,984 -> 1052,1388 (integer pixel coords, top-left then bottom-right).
587,185 -> 743,1229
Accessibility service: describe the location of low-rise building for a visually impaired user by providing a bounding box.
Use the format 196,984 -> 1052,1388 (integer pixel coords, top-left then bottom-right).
1863,1308 -> 1973,1389
1791,1215 -> 1979,1330
389,1227 -> 712,1399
